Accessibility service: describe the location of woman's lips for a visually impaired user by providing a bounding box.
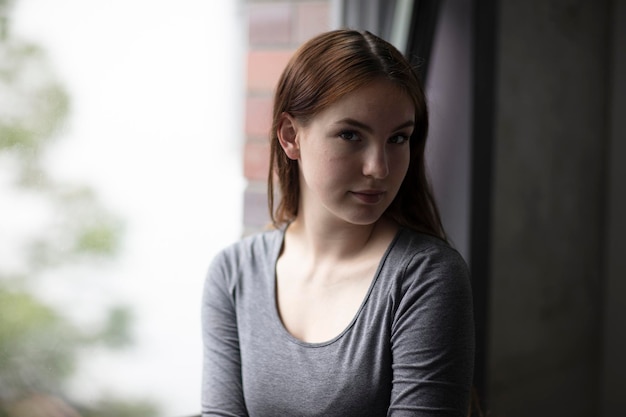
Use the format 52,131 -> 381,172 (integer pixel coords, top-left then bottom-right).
350,190 -> 385,204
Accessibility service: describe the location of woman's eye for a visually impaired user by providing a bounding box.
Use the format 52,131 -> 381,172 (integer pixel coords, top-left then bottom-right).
339,131 -> 359,141
389,134 -> 409,144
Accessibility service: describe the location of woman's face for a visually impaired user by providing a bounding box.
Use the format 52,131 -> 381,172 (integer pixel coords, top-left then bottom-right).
290,78 -> 415,228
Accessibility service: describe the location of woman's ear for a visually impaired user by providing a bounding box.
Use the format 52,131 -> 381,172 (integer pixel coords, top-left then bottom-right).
277,112 -> 300,160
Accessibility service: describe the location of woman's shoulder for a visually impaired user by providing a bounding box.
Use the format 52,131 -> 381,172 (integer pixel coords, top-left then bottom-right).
210,227 -> 285,271
381,228 -> 472,311
386,227 -> 470,281
205,228 -> 284,294
393,228 -> 462,259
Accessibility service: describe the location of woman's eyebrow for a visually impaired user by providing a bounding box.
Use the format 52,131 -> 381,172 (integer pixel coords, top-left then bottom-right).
334,118 -> 415,132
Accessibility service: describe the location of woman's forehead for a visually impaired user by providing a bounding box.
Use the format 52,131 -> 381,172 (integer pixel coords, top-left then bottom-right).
314,80 -> 415,123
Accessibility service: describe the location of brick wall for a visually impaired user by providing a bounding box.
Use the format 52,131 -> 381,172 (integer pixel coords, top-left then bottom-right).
242,0 -> 333,235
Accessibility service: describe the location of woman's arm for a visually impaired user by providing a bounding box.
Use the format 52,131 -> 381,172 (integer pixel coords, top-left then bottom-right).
389,245 -> 475,416
201,250 -> 248,417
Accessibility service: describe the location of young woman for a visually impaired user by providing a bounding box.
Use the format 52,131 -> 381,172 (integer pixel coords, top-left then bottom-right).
202,29 -> 474,416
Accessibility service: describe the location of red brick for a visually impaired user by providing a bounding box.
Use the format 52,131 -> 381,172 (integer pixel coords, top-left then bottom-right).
248,3 -> 292,46
247,49 -> 294,93
245,96 -> 273,138
244,140 -> 271,182
294,1 -> 331,43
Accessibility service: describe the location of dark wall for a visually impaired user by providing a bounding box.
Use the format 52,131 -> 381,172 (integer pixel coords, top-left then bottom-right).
485,0 -> 624,415
600,0 -> 626,415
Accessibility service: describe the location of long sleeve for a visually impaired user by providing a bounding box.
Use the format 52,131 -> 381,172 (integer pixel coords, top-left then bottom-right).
201,250 -> 248,417
388,245 -> 475,416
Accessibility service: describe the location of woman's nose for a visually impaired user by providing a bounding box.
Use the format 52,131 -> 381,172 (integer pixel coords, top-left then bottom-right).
362,146 -> 389,179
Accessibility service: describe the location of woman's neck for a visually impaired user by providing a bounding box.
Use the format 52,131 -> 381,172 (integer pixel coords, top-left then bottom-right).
285,215 -> 397,265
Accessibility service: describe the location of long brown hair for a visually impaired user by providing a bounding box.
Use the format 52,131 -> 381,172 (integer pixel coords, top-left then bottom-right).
268,29 -> 445,240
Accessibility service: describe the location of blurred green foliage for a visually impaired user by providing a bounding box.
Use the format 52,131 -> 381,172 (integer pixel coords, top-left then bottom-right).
0,1 -> 160,416
78,396 -> 161,417
0,287 -> 79,396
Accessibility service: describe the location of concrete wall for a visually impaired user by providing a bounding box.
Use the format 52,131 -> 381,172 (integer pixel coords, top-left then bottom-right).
600,0 -> 626,415
487,0 -> 619,415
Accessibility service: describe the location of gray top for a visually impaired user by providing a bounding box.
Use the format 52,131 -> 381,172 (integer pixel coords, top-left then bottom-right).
202,227 -> 474,417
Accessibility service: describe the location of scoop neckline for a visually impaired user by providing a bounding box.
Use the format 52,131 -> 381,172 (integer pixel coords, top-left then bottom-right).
269,226 -> 404,348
